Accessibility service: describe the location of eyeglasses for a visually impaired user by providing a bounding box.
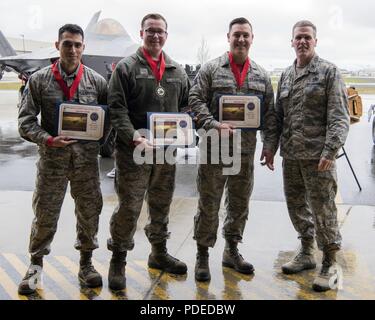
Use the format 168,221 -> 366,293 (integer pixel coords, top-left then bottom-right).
144,29 -> 168,37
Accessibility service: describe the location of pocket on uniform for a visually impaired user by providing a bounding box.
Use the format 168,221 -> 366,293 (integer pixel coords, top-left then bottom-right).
212,79 -> 236,92
135,75 -> 155,80
303,125 -> 325,138
304,82 -> 326,97
248,82 -> 266,93
165,78 -> 182,92
165,78 -> 182,84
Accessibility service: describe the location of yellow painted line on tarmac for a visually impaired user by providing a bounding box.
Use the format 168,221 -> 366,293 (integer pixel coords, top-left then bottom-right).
133,259 -> 200,300
279,275 -> 318,300
195,290 -> 213,300
2,253 -> 58,300
43,260 -> 88,300
159,272 -> 197,300
131,260 -> 168,300
195,279 -> 221,299
256,267 -> 357,300
92,258 -> 144,300
143,260 -> 206,300
221,270 -> 259,300
341,253 -> 375,300
136,257 -> 211,300
133,260 -> 159,277
231,268 -> 285,300
0,266 -> 27,300
254,268 -> 317,300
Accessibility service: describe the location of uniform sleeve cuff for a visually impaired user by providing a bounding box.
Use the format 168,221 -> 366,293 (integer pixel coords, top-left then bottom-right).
204,119 -> 221,131
321,147 -> 338,160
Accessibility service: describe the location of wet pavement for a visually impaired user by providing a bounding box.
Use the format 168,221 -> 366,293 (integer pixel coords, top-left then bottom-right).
0,90 -> 374,300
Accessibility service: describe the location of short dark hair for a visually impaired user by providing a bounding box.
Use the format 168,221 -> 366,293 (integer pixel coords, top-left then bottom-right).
58,24 -> 84,41
292,20 -> 317,38
229,17 -> 253,32
141,13 -> 168,30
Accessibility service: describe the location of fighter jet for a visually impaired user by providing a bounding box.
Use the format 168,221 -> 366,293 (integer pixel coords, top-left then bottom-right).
0,11 -> 139,82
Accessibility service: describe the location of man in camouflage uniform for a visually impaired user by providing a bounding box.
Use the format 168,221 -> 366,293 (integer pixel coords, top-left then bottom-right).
189,17 -> 278,281
107,13 -> 190,290
274,20 -> 350,291
18,24 -> 107,295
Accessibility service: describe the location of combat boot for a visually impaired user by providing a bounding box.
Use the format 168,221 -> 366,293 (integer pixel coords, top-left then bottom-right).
312,247 -> 341,292
195,245 -> 210,281
78,251 -> 102,288
108,251 -> 127,290
222,241 -> 254,274
148,241 -> 187,275
282,240 -> 316,274
18,256 -> 43,295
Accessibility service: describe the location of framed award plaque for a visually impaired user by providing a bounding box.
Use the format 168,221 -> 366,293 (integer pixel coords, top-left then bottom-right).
57,103 -> 108,141
219,94 -> 262,129
147,112 -> 194,147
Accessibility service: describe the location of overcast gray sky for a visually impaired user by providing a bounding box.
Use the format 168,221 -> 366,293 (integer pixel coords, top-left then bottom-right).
1,0 -> 374,70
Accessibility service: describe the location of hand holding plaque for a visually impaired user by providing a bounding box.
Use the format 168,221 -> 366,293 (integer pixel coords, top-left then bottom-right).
148,112 -> 194,147
57,103 -> 108,141
219,95 -> 262,129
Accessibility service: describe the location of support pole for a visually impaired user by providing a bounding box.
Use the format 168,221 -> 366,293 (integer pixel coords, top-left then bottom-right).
336,146 -> 362,191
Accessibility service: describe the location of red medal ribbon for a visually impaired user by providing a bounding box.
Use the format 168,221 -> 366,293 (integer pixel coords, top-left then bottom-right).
142,47 -> 166,83
228,52 -> 250,89
51,60 -> 84,101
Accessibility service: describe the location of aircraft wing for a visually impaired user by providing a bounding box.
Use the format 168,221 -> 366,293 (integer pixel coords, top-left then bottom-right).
0,47 -> 59,76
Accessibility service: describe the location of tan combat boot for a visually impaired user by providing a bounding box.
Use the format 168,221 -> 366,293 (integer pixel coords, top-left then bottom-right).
108,251 -> 127,290
78,251 -> 103,288
148,241 -> 187,275
312,248 -> 342,292
18,256 -> 43,295
282,240 -> 316,274
222,241 -> 254,274
195,244 -> 211,281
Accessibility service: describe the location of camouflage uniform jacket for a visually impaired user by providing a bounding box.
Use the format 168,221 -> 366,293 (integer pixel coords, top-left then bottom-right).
189,52 -> 278,153
18,62 -> 108,146
275,54 -> 350,160
109,47 -> 190,148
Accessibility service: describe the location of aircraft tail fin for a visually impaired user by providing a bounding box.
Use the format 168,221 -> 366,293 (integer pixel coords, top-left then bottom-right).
0,30 -> 16,57
85,11 -> 101,33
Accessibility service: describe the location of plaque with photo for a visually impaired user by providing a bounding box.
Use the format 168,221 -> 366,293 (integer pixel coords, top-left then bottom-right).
57,103 -> 108,141
219,94 -> 262,129
147,112 -> 194,147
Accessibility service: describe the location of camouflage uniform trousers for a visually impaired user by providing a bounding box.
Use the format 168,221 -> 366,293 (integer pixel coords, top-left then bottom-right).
282,159 -> 341,250
194,152 -> 255,248
107,147 -> 175,252
29,143 -> 102,258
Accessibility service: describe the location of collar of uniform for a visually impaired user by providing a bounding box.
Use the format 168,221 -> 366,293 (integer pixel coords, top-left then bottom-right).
220,52 -> 261,75
136,46 -> 176,69
58,61 -> 81,80
293,54 -> 319,74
